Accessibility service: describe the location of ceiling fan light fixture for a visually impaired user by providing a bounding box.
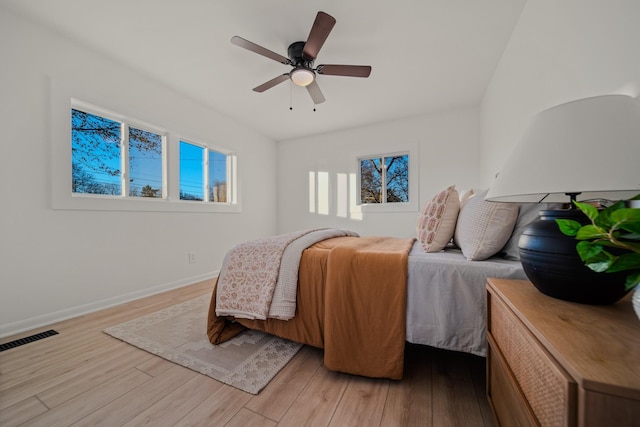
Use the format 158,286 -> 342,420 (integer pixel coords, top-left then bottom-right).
290,67 -> 315,87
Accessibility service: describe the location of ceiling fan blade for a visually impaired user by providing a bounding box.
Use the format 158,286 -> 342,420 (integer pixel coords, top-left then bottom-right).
317,64 -> 372,78
302,12 -> 336,60
253,74 -> 290,92
306,80 -> 326,104
231,36 -> 291,65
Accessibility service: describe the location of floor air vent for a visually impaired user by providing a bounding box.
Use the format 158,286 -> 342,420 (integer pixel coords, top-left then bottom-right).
0,329 -> 59,352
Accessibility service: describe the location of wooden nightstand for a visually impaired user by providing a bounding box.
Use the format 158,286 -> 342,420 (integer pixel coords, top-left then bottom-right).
486,278 -> 640,426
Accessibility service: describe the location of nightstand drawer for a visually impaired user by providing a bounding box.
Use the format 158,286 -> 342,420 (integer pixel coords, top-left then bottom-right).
487,337 -> 537,426
488,293 -> 576,426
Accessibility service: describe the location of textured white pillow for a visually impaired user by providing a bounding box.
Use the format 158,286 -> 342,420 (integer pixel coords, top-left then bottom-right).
416,185 -> 460,253
454,188 -> 519,260
459,188 -> 475,207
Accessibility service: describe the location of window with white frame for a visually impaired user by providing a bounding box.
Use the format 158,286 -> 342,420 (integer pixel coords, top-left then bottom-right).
52,80 -> 240,212
359,153 -> 409,204
179,140 -> 228,202
71,106 -> 165,198
65,98 -> 235,211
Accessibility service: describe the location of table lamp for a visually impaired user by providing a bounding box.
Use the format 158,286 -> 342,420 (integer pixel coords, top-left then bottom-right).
486,94 -> 640,304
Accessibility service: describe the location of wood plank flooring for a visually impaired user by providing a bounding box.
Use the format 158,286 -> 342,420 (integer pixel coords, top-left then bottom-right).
0,279 -> 495,426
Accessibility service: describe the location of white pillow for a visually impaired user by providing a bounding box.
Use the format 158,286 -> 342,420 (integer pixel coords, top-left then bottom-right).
454,188 -> 519,260
459,188 -> 475,207
417,185 -> 460,253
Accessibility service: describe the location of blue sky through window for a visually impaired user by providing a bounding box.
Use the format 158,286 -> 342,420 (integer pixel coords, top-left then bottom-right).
129,127 -> 162,197
72,108 -> 227,201
180,141 -> 204,200
180,141 -> 228,202
71,109 -> 122,195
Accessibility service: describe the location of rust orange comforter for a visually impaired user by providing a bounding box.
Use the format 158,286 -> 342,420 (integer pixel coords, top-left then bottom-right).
207,236 -> 414,380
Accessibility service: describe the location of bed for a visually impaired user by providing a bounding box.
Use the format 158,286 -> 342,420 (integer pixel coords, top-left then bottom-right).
207,231 -> 527,380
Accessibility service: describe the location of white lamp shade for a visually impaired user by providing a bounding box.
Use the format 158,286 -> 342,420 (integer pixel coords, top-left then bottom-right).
290,68 -> 315,87
486,94 -> 640,203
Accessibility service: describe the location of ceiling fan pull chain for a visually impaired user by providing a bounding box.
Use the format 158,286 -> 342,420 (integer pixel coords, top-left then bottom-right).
289,81 -> 293,110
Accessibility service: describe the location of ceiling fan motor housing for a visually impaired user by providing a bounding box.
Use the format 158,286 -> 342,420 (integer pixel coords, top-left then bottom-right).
288,41 -> 314,68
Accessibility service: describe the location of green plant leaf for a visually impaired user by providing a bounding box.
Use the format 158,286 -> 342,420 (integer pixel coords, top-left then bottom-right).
599,239 -> 640,252
577,242 -> 615,273
625,271 -> 640,291
610,208 -> 640,235
607,253 -> 640,273
575,225 -> 608,240
574,201 -> 599,221
595,202 -> 622,229
620,224 -> 640,234
617,232 -> 640,241
562,196 -> 640,288
576,241 -> 605,262
586,260 -> 613,273
611,207 -> 640,223
555,219 -> 581,236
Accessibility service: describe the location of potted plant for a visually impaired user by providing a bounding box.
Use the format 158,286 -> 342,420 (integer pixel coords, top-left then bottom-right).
556,195 -> 640,314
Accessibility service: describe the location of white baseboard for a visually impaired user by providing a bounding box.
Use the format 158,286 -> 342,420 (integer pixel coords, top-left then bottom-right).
0,271 -> 219,339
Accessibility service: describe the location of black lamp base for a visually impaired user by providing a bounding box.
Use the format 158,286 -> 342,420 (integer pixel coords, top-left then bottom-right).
518,209 -> 630,305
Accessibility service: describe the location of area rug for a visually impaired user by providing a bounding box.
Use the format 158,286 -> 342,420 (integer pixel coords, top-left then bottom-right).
104,294 -> 302,394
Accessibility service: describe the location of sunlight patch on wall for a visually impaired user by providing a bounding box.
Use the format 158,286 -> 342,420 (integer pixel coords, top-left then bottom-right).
349,173 -> 363,221
308,170 -> 362,220
317,171 -> 329,215
336,173 -> 348,218
308,171 -> 316,213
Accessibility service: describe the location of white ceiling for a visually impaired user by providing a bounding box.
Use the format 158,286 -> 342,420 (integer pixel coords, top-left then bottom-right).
3,0 -> 526,141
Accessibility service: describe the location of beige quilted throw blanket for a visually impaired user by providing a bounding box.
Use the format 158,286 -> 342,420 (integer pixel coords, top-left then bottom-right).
268,228 -> 359,320
215,229 -> 318,320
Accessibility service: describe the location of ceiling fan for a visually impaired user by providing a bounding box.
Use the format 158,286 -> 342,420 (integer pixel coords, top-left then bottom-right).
231,11 -> 372,105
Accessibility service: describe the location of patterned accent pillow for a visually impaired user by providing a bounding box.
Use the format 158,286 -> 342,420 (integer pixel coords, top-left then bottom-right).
416,185 -> 460,252
454,188 -> 519,260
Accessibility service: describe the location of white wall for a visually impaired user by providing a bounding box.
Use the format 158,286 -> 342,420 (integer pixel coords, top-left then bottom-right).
480,0 -> 640,186
277,108 -> 480,237
0,8 -> 277,337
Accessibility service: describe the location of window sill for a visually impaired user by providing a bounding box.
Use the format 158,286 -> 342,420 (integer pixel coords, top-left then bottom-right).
53,194 -> 241,213
353,201 -> 418,214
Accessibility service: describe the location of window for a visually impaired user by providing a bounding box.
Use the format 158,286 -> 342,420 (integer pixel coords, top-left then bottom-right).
71,107 -> 164,198
180,141 -> 228,203
209,150 -> 228,202
179,141 -> 203,201
53,83 -> 239,212
359,153 -> 409,204
70,103 -> 232,206
128,127 -> 163,198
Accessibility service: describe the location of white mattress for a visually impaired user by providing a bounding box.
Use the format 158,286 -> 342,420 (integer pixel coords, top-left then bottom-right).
405,242 -> 527,356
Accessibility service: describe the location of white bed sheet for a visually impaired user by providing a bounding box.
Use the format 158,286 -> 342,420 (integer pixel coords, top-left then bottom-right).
405,242 -> 527,356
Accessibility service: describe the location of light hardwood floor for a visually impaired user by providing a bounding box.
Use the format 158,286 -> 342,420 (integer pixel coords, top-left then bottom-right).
0,279 -> 495,427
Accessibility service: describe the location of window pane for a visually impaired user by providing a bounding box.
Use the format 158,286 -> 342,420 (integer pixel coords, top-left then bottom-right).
129,127 -> 163,198
360,158 -> 382,204
208,149 -> 227,202
385,155 -> 409,203
71,109 -> 121,195
180,141 -> 204,201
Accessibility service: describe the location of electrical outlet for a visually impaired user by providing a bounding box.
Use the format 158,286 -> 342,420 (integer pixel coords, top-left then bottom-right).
188,252 -> 197,264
